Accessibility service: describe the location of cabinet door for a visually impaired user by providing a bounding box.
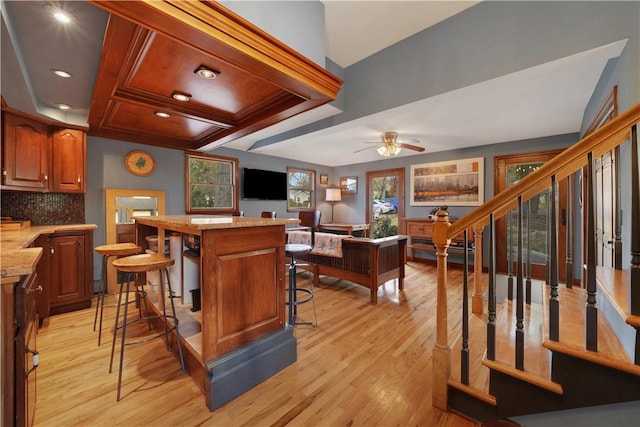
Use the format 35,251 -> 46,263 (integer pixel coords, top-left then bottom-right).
52,128 -> 85,193
33,236 -> 51,324
15,271 -> 38,427
2,112 -> 49,190
49,235 -> 88,310
1,280 -> 17,426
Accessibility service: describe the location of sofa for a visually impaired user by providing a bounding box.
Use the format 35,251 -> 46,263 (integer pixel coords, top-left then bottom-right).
287,231 -> 408,305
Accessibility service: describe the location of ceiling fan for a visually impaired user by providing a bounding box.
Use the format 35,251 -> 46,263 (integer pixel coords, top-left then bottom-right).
354,131 -> 425,157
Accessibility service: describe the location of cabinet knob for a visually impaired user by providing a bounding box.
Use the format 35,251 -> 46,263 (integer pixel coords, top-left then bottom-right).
77,175 -> 81,184
42,173 -> 48,183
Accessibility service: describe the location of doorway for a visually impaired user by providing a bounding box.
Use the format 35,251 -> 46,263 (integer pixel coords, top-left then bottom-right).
104,188 -> 166,291
583,87 -> 618,270
366,168 -> 405,237
495,150 -> 567,282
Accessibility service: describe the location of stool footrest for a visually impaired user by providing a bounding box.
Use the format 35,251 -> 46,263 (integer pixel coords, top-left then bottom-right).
286,288 -> 313,305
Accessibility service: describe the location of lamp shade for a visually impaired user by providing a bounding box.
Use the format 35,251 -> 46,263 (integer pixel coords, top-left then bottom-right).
326,188 -> 342,202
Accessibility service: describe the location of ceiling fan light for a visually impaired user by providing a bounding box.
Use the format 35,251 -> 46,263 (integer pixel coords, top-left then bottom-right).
391,145 -> 401,155
377,146 -> 388,156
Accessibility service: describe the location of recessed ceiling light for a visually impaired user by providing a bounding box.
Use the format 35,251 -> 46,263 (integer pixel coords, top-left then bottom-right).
44,4 -> 72,23
56,103 -> 71,110
154,111 -> 171,118
51,69 -> 72,78
194,65 -> 220,80
53,10 -> 71,24
172,91 -> 191,102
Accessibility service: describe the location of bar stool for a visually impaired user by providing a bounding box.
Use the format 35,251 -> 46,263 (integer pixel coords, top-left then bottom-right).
110,253 -> 185,401
93,243 -> 142,346
285,213 -> 319,327
285,244 -> 317,326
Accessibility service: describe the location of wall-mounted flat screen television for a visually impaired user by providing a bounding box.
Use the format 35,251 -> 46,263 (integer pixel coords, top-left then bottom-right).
242,168 -> 288,200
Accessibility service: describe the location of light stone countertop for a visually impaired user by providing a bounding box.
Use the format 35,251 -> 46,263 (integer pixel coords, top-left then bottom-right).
135,215 -> 299,231
1,224 -> 97,279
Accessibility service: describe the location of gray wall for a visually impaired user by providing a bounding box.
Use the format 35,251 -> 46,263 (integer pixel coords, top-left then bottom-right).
85,136 -> 335,280
86,131 -> 578,279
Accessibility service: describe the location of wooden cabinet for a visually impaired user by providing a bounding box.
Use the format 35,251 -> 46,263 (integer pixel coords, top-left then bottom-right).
48,231 -> 93,315
52,128 -> 86,193
15,271 -> 39,427
1,278 -> 17,426
33,236 -> 51,325
1,112 -> 50,190
1,111 -> 86,193
2,270 -> 40,427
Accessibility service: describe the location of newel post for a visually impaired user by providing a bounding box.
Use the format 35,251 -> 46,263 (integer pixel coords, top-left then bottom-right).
432,209 -> 451,410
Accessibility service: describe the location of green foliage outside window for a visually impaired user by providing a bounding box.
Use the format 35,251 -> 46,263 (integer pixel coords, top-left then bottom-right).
287,168 -> 315,211
371,215 -> 398,238
186,153 -> 238,213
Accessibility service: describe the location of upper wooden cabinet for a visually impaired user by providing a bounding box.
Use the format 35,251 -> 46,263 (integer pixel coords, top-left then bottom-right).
1,111 -> 87,193
87,1 -> 343,151
52,128 -> 86,193
2,112 -> 50,191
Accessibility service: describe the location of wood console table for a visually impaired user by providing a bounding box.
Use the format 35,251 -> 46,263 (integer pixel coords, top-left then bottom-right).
319,222 -> 369,237
135,215 -> 298,411
401,217 -> 474,261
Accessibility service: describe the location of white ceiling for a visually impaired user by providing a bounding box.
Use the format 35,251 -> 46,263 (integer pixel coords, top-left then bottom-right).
222,2 -> 626,166
228,39 -> 626,166
1,1 -> 626,168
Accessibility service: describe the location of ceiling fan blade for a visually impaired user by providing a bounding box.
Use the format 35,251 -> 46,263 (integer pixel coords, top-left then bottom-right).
397,138 -> 421,145
353,145 -> 378,153
399,143 -> 425,152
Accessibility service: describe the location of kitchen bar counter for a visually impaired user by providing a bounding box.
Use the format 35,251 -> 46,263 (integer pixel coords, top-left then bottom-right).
0,224 -> 97,278
134,215 -> 298,411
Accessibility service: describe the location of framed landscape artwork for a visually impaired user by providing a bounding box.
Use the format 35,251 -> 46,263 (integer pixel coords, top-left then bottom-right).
410,157 -> 484,206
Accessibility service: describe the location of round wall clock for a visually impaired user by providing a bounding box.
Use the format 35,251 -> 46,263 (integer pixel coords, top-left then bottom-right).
125,150 -> 155,176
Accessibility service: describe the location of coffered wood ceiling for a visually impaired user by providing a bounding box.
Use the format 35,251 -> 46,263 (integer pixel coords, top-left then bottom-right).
87,1 -> 342,151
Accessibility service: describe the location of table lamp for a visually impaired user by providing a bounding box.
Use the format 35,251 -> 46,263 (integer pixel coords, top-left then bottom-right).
325,188 -> 342,222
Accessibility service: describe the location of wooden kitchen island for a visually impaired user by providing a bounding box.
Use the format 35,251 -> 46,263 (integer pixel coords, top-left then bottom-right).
134,215 -> 298,411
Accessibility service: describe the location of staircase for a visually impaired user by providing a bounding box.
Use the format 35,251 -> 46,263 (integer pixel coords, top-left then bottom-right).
430,103 -> 640,423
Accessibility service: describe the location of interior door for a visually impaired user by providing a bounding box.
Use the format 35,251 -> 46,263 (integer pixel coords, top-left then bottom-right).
582,86 -> 618,273
595,150 -> 615,267
495,150 -> 567,282
366,168 -> 405,238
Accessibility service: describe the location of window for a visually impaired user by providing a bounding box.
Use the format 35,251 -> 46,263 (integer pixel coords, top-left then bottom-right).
185,152 -> 239,214
287,167 -> 315,211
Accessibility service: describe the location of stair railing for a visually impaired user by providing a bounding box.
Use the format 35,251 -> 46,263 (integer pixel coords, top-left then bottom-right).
432,102 -> 640,410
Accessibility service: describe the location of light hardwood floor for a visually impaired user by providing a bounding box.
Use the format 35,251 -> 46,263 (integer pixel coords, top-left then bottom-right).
34,261 -> 477,426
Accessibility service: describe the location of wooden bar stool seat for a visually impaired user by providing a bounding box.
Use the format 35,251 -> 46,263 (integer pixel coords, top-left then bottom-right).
110,253 -> 185,401
93,243 -> 142,346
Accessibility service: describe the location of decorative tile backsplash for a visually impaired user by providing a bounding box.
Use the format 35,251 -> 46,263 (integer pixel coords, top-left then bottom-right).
1,192 -> 85,225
